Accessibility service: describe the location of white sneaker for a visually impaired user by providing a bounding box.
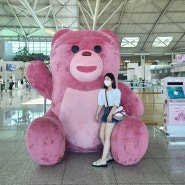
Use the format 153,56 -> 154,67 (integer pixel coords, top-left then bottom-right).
92,159 -> 107,167
107,155 -> 114,162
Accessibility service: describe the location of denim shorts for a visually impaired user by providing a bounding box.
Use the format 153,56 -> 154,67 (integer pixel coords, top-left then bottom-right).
101,106 -> 118,124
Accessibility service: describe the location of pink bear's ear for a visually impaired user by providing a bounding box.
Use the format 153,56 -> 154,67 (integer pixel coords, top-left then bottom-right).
100,29 -> 120,46
52,29 -> 70,45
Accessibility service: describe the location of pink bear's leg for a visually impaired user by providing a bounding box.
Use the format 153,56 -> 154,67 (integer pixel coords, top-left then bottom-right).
26,110 -> 65,165
111,116 -> 148,166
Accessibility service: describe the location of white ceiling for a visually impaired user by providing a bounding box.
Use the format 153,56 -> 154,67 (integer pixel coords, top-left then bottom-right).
1,0 -> 185,56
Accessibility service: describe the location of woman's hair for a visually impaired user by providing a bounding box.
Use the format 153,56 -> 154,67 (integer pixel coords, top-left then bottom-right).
104,73 -> 116,89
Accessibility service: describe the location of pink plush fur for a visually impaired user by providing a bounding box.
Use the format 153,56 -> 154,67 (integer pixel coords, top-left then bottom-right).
118,82 -> 144,117
26,60 -> 52,100
111,116 -> 148,165
26,29 -> 148,166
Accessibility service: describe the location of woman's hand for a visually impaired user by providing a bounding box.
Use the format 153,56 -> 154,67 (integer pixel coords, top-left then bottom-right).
95,105 -> 103,123
107,114 -> 112,123
96,114 -> 99,123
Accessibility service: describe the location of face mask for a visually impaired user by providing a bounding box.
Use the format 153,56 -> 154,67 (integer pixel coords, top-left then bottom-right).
104,80 -> 112,87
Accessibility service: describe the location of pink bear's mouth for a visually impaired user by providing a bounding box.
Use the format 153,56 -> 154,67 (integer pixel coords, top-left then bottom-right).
76,66 -> 97,73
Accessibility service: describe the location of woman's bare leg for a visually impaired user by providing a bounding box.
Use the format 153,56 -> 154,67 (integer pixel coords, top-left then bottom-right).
101,123 -> 115,161
92,122 -> 115,167
99,123 -> 106,145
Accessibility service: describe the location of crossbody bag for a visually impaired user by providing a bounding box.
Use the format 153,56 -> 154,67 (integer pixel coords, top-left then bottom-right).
105,90 -> 126,121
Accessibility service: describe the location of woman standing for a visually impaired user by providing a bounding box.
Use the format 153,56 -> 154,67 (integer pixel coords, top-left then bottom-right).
92,73 -> 121,167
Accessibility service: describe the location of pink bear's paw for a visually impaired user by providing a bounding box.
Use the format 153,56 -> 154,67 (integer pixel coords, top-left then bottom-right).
26,113 -> 65,165
26,60 -> 53,100
111,116 -> 148,166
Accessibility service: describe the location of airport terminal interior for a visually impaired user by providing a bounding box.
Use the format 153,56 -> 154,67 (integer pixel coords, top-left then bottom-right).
1,0 -> 185,184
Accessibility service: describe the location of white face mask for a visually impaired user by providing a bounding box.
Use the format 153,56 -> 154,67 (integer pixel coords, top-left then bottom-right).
104,80 -> 112,87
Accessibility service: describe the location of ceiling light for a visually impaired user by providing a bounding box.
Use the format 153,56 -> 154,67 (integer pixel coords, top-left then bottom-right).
152,37 -> 173,47
45,29 -> 56,35
121,37 -> 139,47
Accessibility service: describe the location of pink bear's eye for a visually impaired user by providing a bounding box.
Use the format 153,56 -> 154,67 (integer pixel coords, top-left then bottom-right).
94,45 -> 102,53
71,45 -> 79,53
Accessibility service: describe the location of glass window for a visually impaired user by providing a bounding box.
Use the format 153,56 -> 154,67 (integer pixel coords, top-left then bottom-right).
10,41 -> 51,55
11,42 -> 26,53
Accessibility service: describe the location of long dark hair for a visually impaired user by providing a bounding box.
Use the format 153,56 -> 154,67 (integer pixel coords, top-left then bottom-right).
104,73 -> 116,89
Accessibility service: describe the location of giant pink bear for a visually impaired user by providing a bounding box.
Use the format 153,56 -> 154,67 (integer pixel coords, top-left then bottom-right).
26,29 -> 148,166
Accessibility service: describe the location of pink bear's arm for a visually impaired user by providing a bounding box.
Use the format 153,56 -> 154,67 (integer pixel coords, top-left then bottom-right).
118,82 -> 144,117
26,60 -> 53,100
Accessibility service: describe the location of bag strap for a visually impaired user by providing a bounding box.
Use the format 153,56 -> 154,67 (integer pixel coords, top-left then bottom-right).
105,90 -> 109,107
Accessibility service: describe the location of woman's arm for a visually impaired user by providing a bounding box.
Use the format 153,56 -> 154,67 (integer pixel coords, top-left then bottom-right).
107,105 -> 117,122
96,105 -> 103,122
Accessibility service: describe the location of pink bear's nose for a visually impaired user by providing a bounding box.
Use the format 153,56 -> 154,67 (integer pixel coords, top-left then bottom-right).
82,51 -> 91,56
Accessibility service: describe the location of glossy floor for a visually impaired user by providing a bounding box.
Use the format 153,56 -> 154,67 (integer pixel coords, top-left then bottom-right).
0,89 -> 185,185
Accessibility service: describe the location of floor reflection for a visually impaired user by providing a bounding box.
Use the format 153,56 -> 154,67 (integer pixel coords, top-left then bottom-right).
1,88 -> 185,185
0,89 -> 51,130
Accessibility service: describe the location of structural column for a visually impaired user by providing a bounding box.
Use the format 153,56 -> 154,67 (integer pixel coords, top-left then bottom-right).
140,55 -> 145,80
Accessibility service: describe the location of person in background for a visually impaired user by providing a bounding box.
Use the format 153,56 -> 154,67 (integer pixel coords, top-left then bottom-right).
0,76 -> 3,92
139,78 -> 145,91
130,80 -> 133,90
9,77 -> 14,90
23,76 -> 27,88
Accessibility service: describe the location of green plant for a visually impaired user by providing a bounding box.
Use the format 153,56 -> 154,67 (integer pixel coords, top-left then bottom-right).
13,46 -> 31,62
13,47 -> 31,79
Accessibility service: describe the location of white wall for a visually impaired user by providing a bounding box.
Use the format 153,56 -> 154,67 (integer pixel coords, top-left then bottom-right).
135,65 -> 144,80
134,65 -> 152,80
145,65 -> 152,81
127,69 -> 135,80
127,63 -> 138,69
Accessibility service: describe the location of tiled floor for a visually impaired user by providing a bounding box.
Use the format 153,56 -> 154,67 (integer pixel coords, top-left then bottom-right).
0,88 -> 185,185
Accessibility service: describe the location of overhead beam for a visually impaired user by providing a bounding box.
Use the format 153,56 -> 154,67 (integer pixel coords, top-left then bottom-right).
33,0 -> 38,11
78,2 -> 93,20
6,0 -> 27,37
57,0 -> 76,16
98,1 -> 125,30
27,29 -> 42,37
43,6 -> 52,25
141,0 -> 174,51
11,5 -> 38,27
173,33 -> 185,51
18,0 -> 44,29
151,1 -> 185,32
50,0 -> 78,30
49,0 -> 58,31
98,0 -> 113,18
86,0 -> 93,17
107,24 -> 119,32
11,4 -> 30,14
78,2 -> 91,30
0,3 -> 16,31
126,0 -> 150,12
115,0 -> 128,34
93,0 -> 101,30
35,5 -> 52,14
151,1 -> 185,51
0,18 -> 15,31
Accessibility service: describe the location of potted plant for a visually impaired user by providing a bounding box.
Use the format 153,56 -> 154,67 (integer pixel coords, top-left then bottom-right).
13,46 -> 31,78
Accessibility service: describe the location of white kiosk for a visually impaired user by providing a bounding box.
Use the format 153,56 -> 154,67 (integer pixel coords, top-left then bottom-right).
161,77 -> 185,137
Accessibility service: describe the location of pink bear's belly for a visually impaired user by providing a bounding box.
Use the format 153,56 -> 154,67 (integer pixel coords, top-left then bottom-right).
59,88 -> 102,152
